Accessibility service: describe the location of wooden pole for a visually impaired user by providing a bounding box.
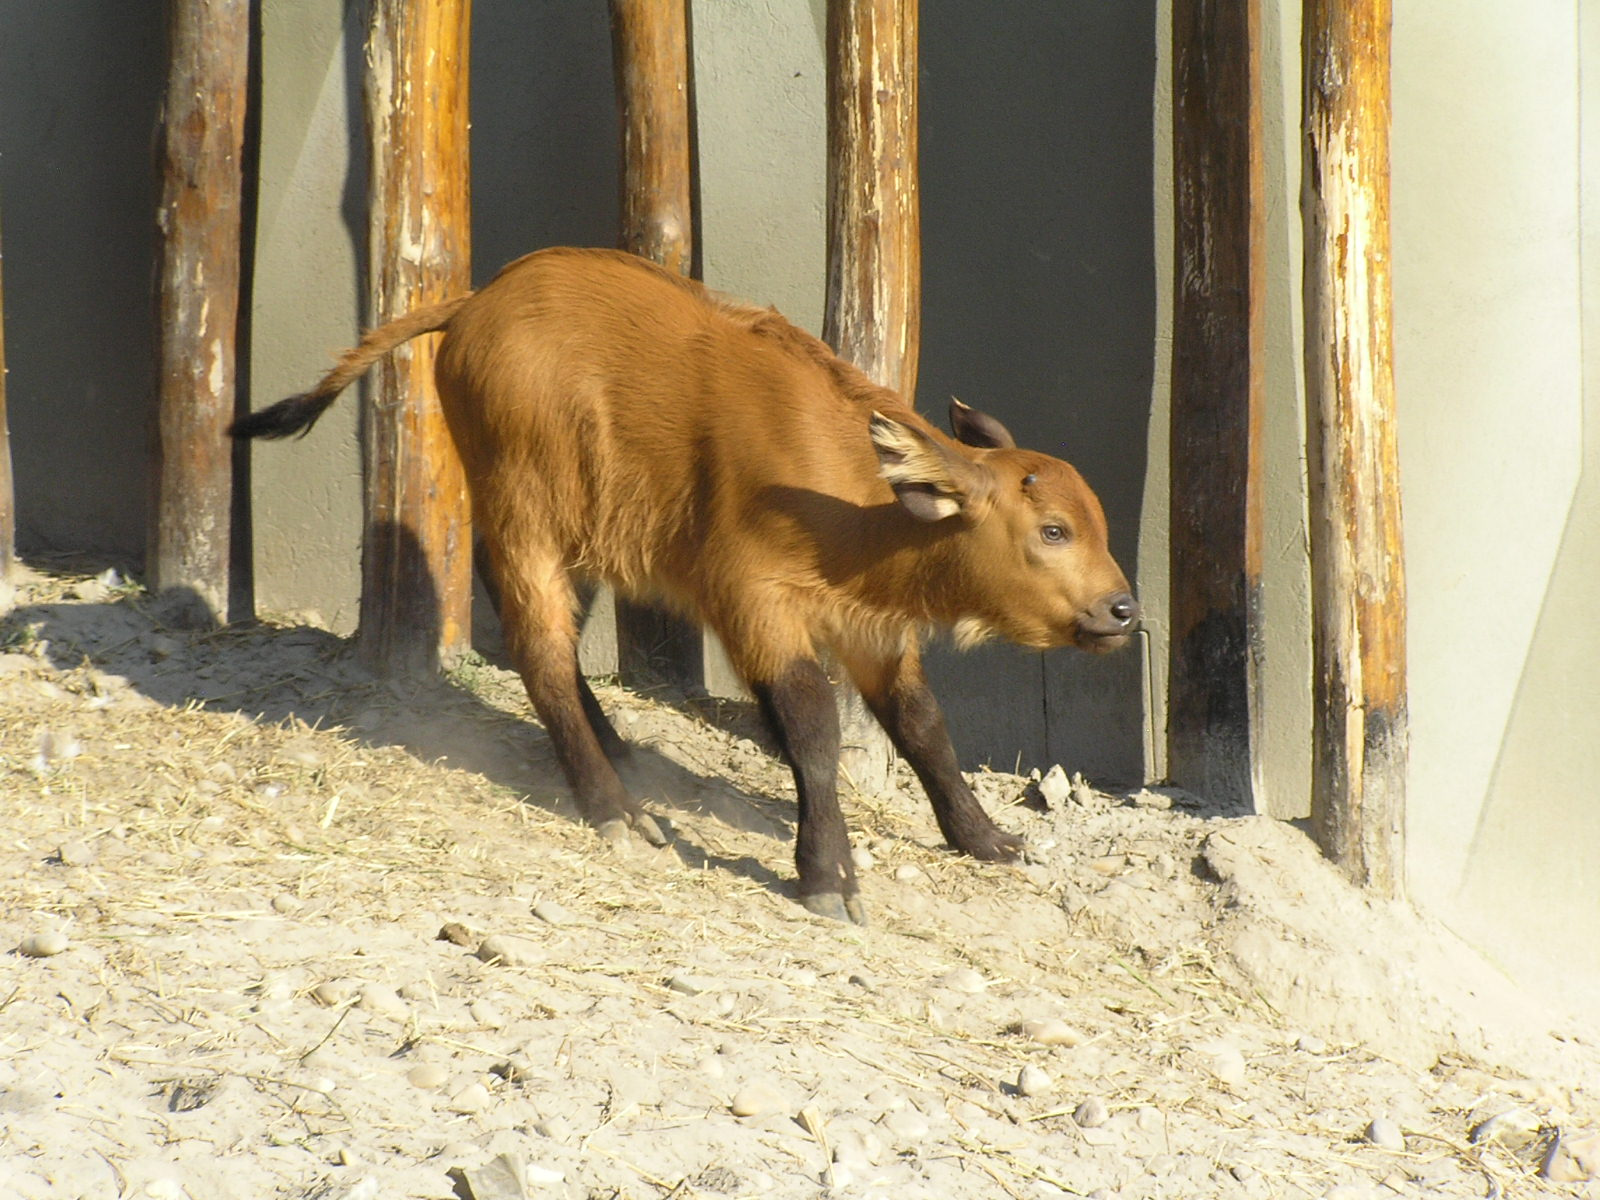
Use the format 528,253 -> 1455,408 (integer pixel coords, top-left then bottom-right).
609,0 -> 693,275
1167,0 -> 1267,811
361,0 -> 473,675
1302,0 -> 1407,895
608,0 -> 703,686
823,0 -> 920,792
0,203 -> 13,584
151,0 -> 251,623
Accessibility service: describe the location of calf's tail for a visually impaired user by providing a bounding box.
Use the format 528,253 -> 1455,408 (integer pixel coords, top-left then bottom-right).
229,294 -> 474,440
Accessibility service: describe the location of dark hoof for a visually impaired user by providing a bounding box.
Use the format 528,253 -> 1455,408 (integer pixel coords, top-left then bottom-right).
632,811 -> 669,847
958,826 -> 1026,863
801,892 -> 869,927
596,811 -> 670,849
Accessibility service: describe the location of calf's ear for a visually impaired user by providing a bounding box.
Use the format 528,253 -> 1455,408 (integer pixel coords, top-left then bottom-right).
948,397 -> 1016,449
869,413 -> 992,522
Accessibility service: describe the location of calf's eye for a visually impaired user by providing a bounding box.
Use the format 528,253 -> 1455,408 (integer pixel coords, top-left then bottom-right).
1041,523 -> 1069,545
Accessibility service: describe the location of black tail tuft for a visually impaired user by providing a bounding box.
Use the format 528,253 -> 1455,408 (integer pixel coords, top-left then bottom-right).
228,393 -> 338,441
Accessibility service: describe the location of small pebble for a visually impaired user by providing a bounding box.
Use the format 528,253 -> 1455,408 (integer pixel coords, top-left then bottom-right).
832,1130 -> 882,1168
863,1086 -> 904,1112
524,1164 -> 565,1186
312,979 -> 358,1008
56,840 -> 96,867
278,742 -> 324,768
893,864 -> 923,882
20,931 -> 69,958
1231,1164 -> 1257,1183
851,846 -> 876,871
1364,1116 -> 1406,1151
271,894 -> 302,915
397,980 -> 434,1001
1471,1107 -> 1541,1150
667,973 -> 715,997
447,1082 -> 491,1113
696,1053 -> 726,1080
1201,1040 -> 1247,1086
1137,1106 -> 1164,1133
469,999 -> 505,1028
476,934 -> 541,967
1296,1032 -> 1328,1054
1034,765 -> 1073,809
937,967 -> 988,994
730,1082 -> 786,1118
881,1108 -> 930,1140
1543,1130 -> 1600,1183
532,1115 -> 571,1141
1019,1018 -> 1083,1047
492,1057 -> 534,1083
406,1063 -> 449,1089
359,982 -> 409,1022
1073,1096 -> 1110,1128
1017,1065 -> 1053,1098
531,899 -> 573,927
1089,855 -> 1125,876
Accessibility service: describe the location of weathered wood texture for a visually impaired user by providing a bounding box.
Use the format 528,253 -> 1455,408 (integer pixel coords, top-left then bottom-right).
361,0 -> 473,675
824,0 -> 921,402
151,0 -> 251,622
1302,0 -> 1408,895
823,0 -> 921,791
1167,0 -> 1267,812
609,0 -> 694,276
0,204 -> 13,581
608,0 -> 703,687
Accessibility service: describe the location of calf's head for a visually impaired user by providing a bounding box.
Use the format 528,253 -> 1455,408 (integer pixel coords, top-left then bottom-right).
869,399 -> 1139,652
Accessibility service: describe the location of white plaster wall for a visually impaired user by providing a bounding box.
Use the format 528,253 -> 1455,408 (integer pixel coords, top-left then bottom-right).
1391,1 -> 1597,1012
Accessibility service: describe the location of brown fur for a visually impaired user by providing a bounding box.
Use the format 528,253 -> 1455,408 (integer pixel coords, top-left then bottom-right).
240,247 -> 1138,923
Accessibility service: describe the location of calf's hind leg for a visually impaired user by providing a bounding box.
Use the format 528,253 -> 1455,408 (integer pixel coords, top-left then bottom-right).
491,545 -> 663,846
475,537 -> 630,764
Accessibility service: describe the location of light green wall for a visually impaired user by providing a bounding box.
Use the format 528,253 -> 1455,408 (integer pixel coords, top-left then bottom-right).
1392,0 -> 1598,1015
251,0 -> 366,631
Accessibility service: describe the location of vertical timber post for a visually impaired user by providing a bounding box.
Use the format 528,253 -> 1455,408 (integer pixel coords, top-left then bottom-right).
1301,0 -> 1407,895
824,0 -> 920,792
361,0 -> 473,676
608,0 -> 702,686
151,0 -> 251,623
1167,0 -> 1267,811
0,204 -> 13,584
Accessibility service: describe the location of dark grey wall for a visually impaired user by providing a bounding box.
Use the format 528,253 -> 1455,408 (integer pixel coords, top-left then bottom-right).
918,4 -> 1155,783
2,2 -> 1154,785
1,4 -> 165,561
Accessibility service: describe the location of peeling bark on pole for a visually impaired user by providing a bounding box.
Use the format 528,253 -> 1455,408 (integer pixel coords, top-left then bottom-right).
361,0 -> 473,676
1302,0 -> 1407,896
608,0 -> 702,686
151,0 -> 251,623
1167,0 -> 1267,812
823,0 -> 920,792
0,204 -> 13,583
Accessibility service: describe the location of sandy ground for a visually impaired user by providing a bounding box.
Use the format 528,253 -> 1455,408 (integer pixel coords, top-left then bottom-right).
2,564 -> 1598,1200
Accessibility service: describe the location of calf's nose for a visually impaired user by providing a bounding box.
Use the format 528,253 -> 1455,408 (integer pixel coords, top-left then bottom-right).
1081,590 -> 1140,639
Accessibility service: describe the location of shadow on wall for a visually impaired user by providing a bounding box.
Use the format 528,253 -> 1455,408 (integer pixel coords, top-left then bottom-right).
918,3 -> 1156,786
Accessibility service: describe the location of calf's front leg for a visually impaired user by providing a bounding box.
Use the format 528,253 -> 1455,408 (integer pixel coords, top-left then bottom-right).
846,643 -> 1025,863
